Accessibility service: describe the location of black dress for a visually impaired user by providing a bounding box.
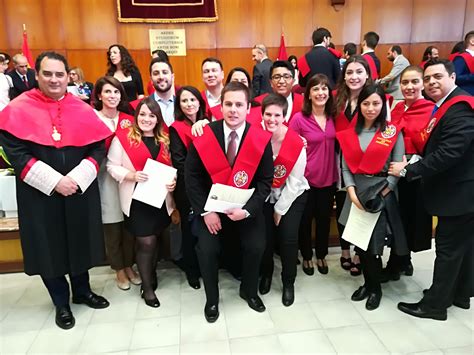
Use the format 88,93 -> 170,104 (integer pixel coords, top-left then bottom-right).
124,137 -> 170,237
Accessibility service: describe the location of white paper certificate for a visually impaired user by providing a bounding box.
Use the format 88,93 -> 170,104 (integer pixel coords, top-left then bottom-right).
132,159 -> 177,209
342,204 -> 381,251
204,183 -> 255,213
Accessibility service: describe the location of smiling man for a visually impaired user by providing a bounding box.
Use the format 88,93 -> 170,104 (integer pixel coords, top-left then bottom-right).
185,82 -> 273,323
201,57 -> 225,120
0,51 -> 112,330
389,59 -> 474,321
150,57 -> 175,128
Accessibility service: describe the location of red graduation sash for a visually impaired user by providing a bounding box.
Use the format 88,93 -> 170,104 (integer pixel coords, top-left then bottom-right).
335,108 -> 358,132
254,93 -> 303,126
247,106 -> 263,126
411,96 -> 474,154
391,99 -> 434,155
272,129 -> 304,188
419,60 -> 427,69
116,129 -> 171,171
170,120 -> 194,149
336,123 -> 401,174
105,112 -> 134,151
456,52 -> 474,73
193,124 -> 271,189
297,55 -> 311,78
201,90 -> 223,121
363,53 -> 379,80
328,47 -> 342,59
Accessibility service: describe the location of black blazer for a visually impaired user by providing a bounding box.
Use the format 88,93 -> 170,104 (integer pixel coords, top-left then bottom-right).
7,68 -> 38,99
299,46 -> 340,89
406,87 -> 474,216
252,58 -> 273,97
184,120 -> 273,217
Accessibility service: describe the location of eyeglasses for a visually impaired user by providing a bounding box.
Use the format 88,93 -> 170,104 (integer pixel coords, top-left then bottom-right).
271,74 -> 293,81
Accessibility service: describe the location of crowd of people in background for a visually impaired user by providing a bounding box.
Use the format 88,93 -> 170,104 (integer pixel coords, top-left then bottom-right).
0,28 -> 473,330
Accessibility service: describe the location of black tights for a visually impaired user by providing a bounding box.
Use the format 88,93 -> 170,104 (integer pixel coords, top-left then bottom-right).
136,235 -> 158,300
359,251 -> 382,293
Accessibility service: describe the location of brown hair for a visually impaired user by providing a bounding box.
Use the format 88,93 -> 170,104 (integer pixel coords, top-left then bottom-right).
302,74 -> 335,118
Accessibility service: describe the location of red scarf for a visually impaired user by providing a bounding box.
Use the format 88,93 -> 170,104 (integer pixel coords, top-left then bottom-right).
115,129 -> 171,171
411,96 -> 474,153
272,129 -> 304,188
336,123 -> 402,174
193,123 -> 271,189
0,89 -> 112,147
391,99 -> 434,155
170,120 -> 194,149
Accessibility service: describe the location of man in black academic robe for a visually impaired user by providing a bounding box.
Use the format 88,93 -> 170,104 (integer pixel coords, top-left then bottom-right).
0,52 -> 112,330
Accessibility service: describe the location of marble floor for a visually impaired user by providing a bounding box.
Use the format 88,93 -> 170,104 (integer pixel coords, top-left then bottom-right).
0,246 -> 472,354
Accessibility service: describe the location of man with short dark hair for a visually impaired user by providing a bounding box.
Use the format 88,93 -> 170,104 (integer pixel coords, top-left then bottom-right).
251,44 -> 273,97
201,57 -> 225,120
150,57 -> 175,127
453,30 -> 474,95
298,27 -> 340,88
379,45 -> 410,101
185,82 -> 273,322
389,59 -> 474,321
0,51 -> 112,330
361,31 -> 381,79
254,60 -> 303,124
7,53 -> 37,99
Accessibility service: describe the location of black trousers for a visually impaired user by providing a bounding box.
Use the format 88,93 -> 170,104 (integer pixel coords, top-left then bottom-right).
194,213 -> 266,305
177,203 -> 201,279
422,213 -> 474,310
335,190 -> 351,250
261,192 -> 307,286
359,251 -> 382,293
42,271 -> 90,307
299,184 -> 336,260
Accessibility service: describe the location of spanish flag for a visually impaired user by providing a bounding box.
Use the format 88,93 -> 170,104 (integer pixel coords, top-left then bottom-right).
277,33 -> 288,61
22,25 -> 34,68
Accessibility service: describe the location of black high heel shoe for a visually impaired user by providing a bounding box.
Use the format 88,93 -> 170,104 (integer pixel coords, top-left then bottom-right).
140,287 -> 160,308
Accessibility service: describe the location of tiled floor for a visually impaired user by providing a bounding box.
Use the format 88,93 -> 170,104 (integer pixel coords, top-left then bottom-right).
0,246 -> 472,354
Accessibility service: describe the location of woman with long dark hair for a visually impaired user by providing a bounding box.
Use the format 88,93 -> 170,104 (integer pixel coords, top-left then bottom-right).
107,97 -> 176,307
106,44 -> 144,103
337,84 -> 407,310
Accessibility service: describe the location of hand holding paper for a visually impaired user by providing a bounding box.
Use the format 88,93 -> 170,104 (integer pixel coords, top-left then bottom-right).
204,183 -> 254,213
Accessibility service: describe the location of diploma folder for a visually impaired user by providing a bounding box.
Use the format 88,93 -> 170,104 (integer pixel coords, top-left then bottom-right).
204,183 -> 255,213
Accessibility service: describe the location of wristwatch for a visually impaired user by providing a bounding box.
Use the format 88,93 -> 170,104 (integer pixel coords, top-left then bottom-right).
399,168 -> 407,177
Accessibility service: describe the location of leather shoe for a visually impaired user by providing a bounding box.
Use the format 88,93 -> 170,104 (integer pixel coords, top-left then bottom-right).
204,303 -> 219,323
453,298 -> 470,310
397,301 -> 447,321
239,289 -> 266,312
351,286 -> 369,301
282,285 -> 294,307
55,305 -> 75,330
72,291 -> 110,309
187,276 -> 201,290
365,292 -> 382,310
402,262 -> 414,276
259,276 -> 272,295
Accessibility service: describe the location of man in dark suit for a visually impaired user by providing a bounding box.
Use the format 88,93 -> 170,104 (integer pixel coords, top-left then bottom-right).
251,44 -> 273,97
389,59 -> 474,321
298,27 -> 340,89
7,54 -> 37,99
185,82 -> 273,323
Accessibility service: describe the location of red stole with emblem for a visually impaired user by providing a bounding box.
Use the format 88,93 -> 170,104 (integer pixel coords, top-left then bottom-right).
272,129 -> 304,188
170,120 -> 194,149
336,123 -> 401,174
193,123 -> 271,189
411,96 -> 474,154
391,99 -> 434,155
105,112 -> 134,151
115,129 -> 171,171
362,53 -> 379,80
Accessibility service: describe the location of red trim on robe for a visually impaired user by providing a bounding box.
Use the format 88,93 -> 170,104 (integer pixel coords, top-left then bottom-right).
336,123 -> 402,174
85,157 -> 99,173
20,158 -> 38,180
391,99 -> 434,155
272,129 -> 304,188
115,129 -> 171,172
193,124 -> 271,189
411,96 -> 474,154
0,89 -> 112,148
455,52 -> 474,73
170,120 -> 194,149
363,53 -> 379,80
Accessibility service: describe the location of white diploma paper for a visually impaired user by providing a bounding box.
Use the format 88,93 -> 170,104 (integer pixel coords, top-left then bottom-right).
67,86 -> 80,96
342,203 -> 381,251
204,183 -> 255,213
132,159 -> 177,209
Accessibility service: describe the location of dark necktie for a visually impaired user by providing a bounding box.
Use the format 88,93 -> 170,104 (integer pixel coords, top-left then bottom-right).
22,75 -> 29,88
226,130 -> 237,166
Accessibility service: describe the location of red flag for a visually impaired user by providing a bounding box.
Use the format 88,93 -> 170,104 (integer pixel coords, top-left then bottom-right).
22,29 -> 34,68
277,33 -> 288,61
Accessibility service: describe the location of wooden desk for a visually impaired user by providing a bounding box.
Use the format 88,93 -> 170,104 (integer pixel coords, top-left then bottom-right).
0,218 -> 23,273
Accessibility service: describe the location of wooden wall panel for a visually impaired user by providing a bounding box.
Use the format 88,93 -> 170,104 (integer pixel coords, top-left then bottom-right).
0,0 -> 10,49
361,0 -> 413,44
464,0 -> 474,34
411,0 -> 466,42
282,0 -> 314,47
